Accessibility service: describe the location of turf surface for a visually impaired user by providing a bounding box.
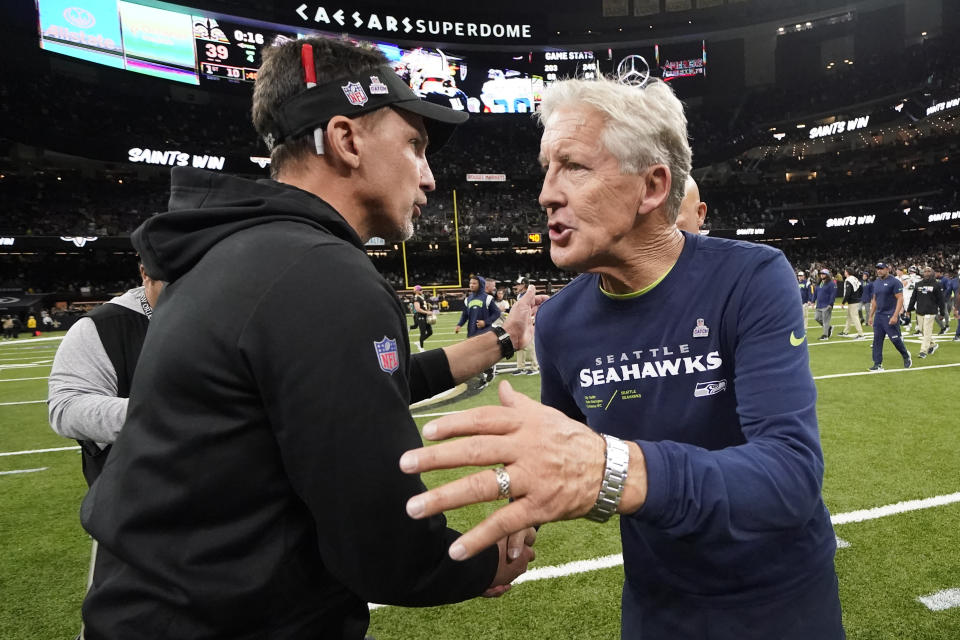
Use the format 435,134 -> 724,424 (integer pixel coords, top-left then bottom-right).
1,310 -> 958,638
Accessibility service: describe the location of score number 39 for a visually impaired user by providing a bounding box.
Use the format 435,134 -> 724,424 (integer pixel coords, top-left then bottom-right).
205,43 -> 229,61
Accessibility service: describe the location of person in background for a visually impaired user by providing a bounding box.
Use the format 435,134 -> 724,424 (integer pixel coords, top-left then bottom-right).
511,276 -> 539,376
839,267 -> 864,339
860,270 -> 873,326
674,175 -> 707,233
456,274 -> 502,388
494,287 -> 510,325
797,271 -> 811,306
49,263 -> 164,485
411,284 -> 433,352
954,271 -> 960,341
900,265 -> 921,334
867,262 -> 912,371
937,268 -> 954,335
906,266 -> 945,358
815,268 -> 837,340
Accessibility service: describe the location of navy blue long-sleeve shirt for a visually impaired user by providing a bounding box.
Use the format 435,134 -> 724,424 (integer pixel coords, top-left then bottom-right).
535,233 -> 837,625
815,278 -> 837,309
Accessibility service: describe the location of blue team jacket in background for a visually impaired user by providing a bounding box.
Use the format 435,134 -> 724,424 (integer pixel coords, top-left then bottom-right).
815,278 -> 837,309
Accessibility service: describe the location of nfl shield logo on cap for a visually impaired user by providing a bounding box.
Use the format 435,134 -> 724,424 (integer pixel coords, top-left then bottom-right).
342,82 -> 368,106
374,336 -> 399,374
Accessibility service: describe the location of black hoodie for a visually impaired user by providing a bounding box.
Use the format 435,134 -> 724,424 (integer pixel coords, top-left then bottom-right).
906,276 -> 945,317
80,167 -> 497,639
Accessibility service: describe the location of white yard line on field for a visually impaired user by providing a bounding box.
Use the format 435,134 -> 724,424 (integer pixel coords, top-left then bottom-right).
0,362 -> 53,371
0,376 -> 49,383
0,337 -> 63,347
918,588 -> 960,612
813,363 -> 960,379
0,445 -> 79,457
0,467 -> 48,476
830,492 -> 960,525
0,400 -> 46,406
369,491 -> 960,610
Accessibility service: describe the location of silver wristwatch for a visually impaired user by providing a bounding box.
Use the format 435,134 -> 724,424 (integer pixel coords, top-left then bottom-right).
584,434 -> 630,523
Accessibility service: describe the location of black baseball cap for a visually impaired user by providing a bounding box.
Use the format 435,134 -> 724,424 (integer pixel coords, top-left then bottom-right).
875,262 -> 889,269
269,64 -> 467,154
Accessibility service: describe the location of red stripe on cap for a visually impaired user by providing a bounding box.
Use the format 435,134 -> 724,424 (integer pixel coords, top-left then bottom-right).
301,44 -> 317,86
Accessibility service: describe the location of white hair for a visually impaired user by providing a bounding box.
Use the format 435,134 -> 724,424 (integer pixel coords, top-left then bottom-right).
537,76 -> 692,222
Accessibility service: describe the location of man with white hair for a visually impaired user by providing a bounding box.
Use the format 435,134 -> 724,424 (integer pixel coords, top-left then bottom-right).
674,175 -> 707,233
401,77 -> 844,639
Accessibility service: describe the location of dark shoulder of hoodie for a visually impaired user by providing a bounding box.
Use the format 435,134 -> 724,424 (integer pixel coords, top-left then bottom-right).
249,220 -> 398,305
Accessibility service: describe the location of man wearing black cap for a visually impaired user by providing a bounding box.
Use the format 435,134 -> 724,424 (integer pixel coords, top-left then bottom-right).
867,262 -> 912,371
78,37 -> 538,639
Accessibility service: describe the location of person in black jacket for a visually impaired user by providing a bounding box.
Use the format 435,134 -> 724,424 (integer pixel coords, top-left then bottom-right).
907,266 -> 945,358
411,285 -> 432,351
79,37 -> 540,640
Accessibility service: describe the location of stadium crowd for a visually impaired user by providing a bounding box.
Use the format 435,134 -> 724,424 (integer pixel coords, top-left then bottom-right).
1,30 -> 959,305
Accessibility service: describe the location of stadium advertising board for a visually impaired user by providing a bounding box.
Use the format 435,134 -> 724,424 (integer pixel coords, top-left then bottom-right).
290,4 -> 542,44
825,215 -> 875,227
127,147 -> 227,170
927,210 -> 960,223
926,95 -> 960,116
807,115 -> 870,140
602,41 -> 707,98
38,0 -> 125,69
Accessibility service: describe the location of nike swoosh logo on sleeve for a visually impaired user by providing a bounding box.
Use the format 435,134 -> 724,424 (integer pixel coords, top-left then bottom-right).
790,331 -> 806,347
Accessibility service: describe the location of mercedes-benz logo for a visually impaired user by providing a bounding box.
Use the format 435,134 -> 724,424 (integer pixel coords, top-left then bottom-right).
616,55 -> 651,88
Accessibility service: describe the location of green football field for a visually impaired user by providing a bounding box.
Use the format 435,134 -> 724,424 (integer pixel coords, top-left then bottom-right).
1,307 -> 958,639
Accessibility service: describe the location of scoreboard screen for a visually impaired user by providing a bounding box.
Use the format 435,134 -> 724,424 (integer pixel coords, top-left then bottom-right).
36,0 -> 603,110
375,47 -> 595,114
193,17 -> 294,83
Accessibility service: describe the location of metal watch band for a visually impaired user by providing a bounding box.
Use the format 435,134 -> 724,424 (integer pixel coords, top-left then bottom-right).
584,434 -> 630,523
491,325 -> 514,359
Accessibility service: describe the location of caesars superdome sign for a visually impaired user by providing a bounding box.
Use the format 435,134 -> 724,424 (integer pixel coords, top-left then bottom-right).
292,4 -> 543,44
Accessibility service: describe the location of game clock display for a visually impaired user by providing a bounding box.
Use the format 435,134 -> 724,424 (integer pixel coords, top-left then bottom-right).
193,16 -> 290,83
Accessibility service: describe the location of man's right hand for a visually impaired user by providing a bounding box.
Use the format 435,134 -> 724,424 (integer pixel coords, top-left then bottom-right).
481,535 -> 534,598
454,325 -> 461,334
